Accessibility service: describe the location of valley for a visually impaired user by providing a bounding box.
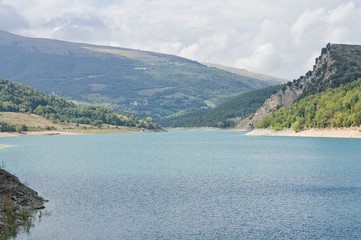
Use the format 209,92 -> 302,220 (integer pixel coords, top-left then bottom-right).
0,30 -> 277,120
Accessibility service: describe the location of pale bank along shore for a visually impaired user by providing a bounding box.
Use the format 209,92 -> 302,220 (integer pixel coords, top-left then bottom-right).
1,127 -> 361,139
0,131 -> 79,138
246,127 -> 361,139
0,127 -> 154,138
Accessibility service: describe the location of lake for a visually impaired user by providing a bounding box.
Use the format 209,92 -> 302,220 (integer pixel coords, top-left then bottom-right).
1,130 -> 361,239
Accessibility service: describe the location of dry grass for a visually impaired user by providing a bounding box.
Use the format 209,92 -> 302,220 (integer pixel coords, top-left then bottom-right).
0,112 -> 58,128
0,112 -> 147,136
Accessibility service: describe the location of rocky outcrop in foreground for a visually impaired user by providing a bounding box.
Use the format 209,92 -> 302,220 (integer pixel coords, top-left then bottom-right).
0,169 -> 46,238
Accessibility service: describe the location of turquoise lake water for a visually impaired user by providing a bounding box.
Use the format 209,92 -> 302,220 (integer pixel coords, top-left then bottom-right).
1,130 -> 361,239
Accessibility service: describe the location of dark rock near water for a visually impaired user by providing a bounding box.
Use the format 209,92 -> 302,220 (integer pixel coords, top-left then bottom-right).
0,168 -> 46,237
0,169 -> 45,210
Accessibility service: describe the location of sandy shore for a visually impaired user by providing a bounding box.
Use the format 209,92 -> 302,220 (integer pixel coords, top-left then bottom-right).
0,131 -> 80,138
246,128 -> 361,139
0,127 -> 157,138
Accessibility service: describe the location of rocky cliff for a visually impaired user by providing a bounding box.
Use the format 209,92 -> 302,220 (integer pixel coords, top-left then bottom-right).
242,43 -> 361,128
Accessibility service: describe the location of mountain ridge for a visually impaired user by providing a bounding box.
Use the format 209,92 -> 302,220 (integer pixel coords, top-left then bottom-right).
203,63 -> 286,84
0,30 -> 276,120
243,43 -> 361,128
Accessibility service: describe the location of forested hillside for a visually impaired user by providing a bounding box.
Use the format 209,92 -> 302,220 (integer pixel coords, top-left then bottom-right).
0,30 -> 276,120
162,85 -> 281,128
257,79 -> 361,131
249,43 -> 361,128
0,78 -> 159,132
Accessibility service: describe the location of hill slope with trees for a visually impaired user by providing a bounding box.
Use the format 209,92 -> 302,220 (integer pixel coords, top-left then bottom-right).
0,30 -> 276,120
161,85 -> 281,128
249,43 -> 361,128
0,78 -> 159,132
257,79 -> 361,131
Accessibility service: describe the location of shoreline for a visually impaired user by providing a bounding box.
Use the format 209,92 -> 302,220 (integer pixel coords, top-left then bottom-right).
246,128 -> 361,139
0,169 -> 46,238
3,127 -> 361,139
0,131 -> 80,138
167,127 -> 220,131
0,127 -> 161,138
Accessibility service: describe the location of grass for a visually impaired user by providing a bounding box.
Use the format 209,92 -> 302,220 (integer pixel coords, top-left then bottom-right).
0,112 -> 58,129
0,112 -> 148,135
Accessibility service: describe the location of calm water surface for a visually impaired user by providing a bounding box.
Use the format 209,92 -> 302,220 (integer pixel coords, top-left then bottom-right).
1,130 -> 361,239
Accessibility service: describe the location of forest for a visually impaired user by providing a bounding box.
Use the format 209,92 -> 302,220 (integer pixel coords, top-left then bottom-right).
162,85 -> 281,128
257,79 -> 361,131
0,78 -> 158,132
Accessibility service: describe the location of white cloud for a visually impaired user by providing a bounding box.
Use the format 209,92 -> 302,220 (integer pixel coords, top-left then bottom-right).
0,0 -> 361,79
0,3 -> 28,31
235,43 -> 277,71
180,43 -> 200,60
328,1 -> 356,24
291,8 -> 326,44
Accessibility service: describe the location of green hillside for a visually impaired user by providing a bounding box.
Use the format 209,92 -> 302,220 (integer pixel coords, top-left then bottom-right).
0,30 -> 275,120
247,43 -> 361,129
162,85 -> 281,128
257,79 -> 361,131
0,78 -> 159,132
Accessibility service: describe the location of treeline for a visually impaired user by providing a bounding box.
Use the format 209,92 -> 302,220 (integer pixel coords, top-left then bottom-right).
161,85 -> 281,128
0,78 -> 159,131
0,122 -> 28,132
257,79 -> 361,131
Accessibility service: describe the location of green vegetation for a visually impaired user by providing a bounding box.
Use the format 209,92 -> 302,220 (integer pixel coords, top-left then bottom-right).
0,78 -> 159,131
0,198 -> 32,240
257,79 -> 361,131
0,168 -> 45,240
249,43 -> 361,130
0,30 -> 274,120
162,85 -> 281,128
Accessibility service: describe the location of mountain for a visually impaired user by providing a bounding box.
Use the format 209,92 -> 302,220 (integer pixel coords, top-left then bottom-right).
0,78 -> 160,132
0,30 -> 275,120
160,85 -> 281,128
257,79 -> 361,131
246,43 -> 361,129
203,63 -> 286,84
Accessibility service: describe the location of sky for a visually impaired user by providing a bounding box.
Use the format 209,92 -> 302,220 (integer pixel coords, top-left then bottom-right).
0,0 -> 361,79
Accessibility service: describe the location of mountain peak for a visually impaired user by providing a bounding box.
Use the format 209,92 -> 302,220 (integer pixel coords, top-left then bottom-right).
246,43 -> 361,127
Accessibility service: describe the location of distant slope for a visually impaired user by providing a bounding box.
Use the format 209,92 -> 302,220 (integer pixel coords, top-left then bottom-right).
257,79 -> 361,130
161,85 -> 281,128
0,78 -> 159,131
0,30 -> 274,120
247,43 -> 361,128
204,63 -> 286,84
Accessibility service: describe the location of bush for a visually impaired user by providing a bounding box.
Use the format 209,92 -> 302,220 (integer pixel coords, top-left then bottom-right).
15,124 -> 28,133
